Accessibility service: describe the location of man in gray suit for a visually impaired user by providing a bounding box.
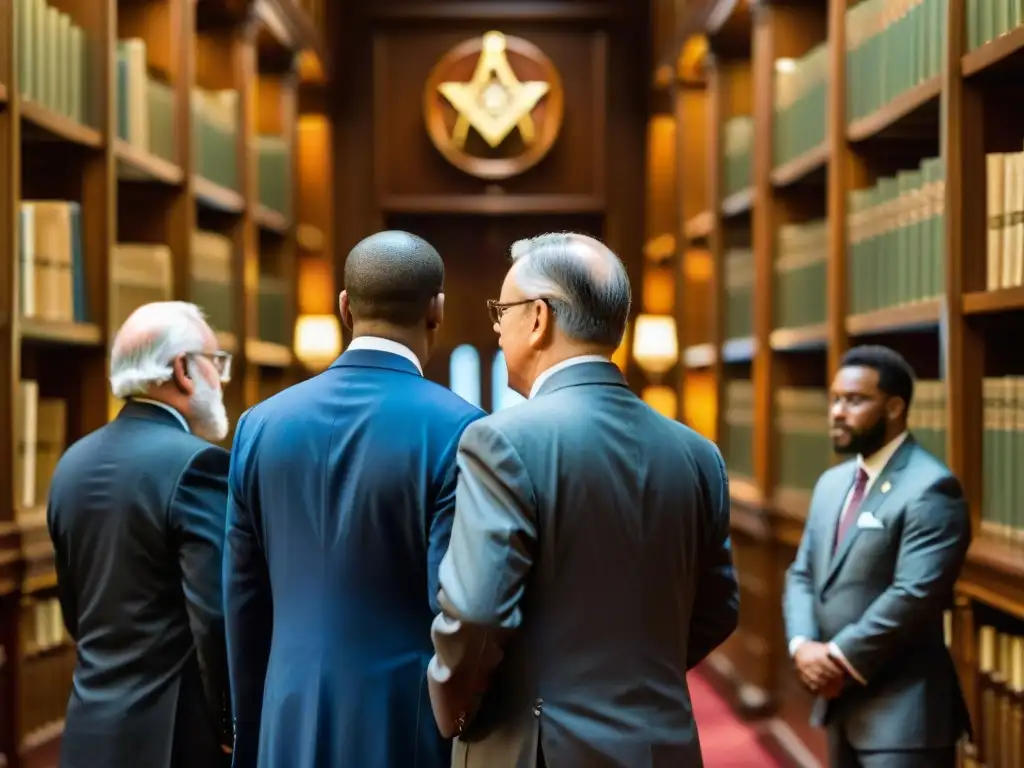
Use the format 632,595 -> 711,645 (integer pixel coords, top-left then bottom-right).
784,345 -> 971,768
426,232 -> 739,768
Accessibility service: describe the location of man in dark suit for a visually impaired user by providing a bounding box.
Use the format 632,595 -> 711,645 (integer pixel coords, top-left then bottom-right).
426,233 -> 739,767
47,301 -> 234,768
784,345 -> 971,768
224,231 -> 484,768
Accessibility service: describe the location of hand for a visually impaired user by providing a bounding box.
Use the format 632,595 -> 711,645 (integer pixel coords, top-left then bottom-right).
793,641 -> 844,693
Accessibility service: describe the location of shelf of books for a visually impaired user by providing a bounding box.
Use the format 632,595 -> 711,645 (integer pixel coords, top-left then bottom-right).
0,0 -> 328,762
667,0 -> 1024,763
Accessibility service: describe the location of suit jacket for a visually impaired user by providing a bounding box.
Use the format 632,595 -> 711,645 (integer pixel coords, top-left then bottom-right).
783,436 -> 971,751
427,361 -> 739,768
47,400 -> 231,768
224,348 -> 484,768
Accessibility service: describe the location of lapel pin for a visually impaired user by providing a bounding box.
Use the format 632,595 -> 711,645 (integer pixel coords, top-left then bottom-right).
880,481 -> 891,494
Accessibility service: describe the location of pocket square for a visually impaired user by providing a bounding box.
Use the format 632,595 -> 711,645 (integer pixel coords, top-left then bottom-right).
856,511 -> 884,530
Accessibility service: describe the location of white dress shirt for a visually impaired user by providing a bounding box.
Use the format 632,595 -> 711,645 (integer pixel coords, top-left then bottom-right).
133,397 -> 190,432
347,336 -> 423,375
529,355 -> 608,399
789,430 -> 909,684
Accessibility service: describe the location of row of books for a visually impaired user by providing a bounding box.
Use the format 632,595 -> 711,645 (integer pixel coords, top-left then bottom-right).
257,135 -> 292,218
774,219 -> 827,331
724,247 -> 754,341
773,44 -> 828,169
19,624 -> 74,744
967,2 -> 1024,51
193,88 -> 240,192
20,597 -> 68,658
846,0 -> 944,125
722,379 -> 755,480
16,0 -> 90,126
722,116 -> 754,198
13,381 -> 66,516
985,149 -> 1024,292
847,156 -> 946,316
19,201 -> 89,325
774,388 -> 831,493
117,38 -> 175,163
972,622 -> 1024,764
981,376 -> 1024,546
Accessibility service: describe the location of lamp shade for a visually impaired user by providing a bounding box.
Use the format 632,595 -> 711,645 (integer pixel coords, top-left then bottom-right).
294,314 -> 342,370
632,314 -> 679,375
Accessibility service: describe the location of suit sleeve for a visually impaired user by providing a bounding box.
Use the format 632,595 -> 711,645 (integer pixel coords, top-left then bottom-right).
829,475 -> 970,683
170,445 -> 231,735
224,415 -> 273,766
427,411 -> 485,615
783,489 -> 821,648
427,420 -> 537,738
686,446 -> 740,669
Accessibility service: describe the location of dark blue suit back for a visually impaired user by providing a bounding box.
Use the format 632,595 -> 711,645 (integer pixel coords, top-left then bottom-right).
224,349 -> 483,768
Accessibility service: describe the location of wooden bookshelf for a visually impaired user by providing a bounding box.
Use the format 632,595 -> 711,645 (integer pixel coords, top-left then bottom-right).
0,0 -> 327,763
664,0 -> 1024,763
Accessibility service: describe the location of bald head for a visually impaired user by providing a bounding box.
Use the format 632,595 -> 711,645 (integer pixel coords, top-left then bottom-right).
344,231 -> 444,327
509,232 -> 631,347
110,301 -> 213,397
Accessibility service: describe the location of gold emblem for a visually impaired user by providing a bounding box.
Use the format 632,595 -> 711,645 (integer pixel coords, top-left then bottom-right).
423,31 -> 564,180
880,481 -> 892,494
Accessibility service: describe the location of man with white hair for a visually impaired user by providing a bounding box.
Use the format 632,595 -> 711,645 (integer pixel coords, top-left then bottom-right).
427,233 -> 740,767
47,301 -> 233,768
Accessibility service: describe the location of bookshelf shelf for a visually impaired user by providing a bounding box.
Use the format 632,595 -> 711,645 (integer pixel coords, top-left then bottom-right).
683,211 -> 713,241
194,175 -> 245,213
216,331 -> 239,354
962,288 -> 1024,316
960,538 -> 1024,620
20,101 -> 102,148
769,324 -> 828,351
721,186 -> 753,217
683,342 -> 716,368
770,141 -> 828,188
114,140 -> 184,186
729,474 -> 761,507
19,320 -> 104,347
255,203 -> 289,233
772,486 -> 811,523
846,76 -> 941,143
845,300 -> 942,337
245,338 -> 293,368
962,25 -> 1024,79
721,335 -> 756,362
0,82 -> 7,106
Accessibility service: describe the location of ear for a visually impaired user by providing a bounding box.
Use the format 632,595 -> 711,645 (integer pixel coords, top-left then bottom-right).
339,290 -> 353,330
527,300 -> 554,349
172,354 -> 196,397
886,395 -> 906,422
426,293 -> 444,330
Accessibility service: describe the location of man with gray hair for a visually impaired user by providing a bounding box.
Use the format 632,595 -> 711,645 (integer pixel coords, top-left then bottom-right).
427,233 -> 739,767
47,301 -> 233,768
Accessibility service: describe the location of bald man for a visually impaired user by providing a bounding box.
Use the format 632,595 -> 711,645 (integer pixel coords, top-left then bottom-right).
224,231 -> 484,768
427,233 -> 739,768
47,301 -> 233,768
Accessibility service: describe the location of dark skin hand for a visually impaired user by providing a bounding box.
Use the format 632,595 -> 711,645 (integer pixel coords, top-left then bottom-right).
794,641 -> 845,696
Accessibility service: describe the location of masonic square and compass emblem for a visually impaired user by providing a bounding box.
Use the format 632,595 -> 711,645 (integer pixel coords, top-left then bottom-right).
423,31 -> 564,180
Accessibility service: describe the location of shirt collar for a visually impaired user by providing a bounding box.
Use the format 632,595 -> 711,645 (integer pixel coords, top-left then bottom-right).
858,430 -> 909,481
132,397 -> 190,433
346,336 -> 423,375
529,354 -> 610,399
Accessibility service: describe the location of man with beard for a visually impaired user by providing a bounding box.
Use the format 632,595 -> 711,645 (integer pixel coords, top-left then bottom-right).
784,345 -> 971,768
47,301 -> 233,768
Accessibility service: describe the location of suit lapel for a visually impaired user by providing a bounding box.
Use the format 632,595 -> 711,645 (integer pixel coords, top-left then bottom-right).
818,462 -> 856,581
822,438 -> 915,590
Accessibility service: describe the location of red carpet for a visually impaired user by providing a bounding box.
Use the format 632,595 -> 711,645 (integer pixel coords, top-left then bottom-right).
689,670 -> 784,767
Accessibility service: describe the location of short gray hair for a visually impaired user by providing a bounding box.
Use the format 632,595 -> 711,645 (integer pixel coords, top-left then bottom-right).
510,233 -> 631,347
109,302 -> 210,398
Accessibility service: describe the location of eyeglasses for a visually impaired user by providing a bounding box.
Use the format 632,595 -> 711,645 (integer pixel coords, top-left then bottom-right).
184,350 -> 233,383
486,297 -> 554,325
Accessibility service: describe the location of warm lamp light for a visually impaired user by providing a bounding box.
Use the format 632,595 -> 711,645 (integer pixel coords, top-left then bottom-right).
632,314 -> 679,375
611,321 -> 631,373
642,385 -> 678,420
294,314 -> 342,370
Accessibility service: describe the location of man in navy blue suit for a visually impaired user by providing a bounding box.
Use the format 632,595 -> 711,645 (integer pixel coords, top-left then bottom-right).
224,231 -> 485,768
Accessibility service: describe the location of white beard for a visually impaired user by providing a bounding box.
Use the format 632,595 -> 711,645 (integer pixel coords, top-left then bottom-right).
189,370 -> 229,442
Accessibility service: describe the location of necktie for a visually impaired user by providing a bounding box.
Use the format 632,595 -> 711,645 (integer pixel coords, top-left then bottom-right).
834,467 -> 869,553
